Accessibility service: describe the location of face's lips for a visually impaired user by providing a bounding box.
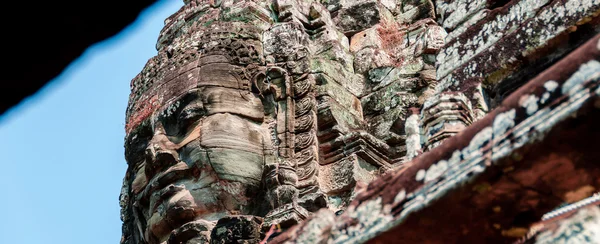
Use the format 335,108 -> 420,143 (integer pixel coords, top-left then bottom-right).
150,184 -> 186,214
138,161 -> 196,242
140,161 -> 191,207
167,220 -> 214,243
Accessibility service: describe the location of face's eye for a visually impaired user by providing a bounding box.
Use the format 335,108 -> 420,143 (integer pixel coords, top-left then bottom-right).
125,125 -> 153,167
155,91 -> 204,138
177,102 -> 204,133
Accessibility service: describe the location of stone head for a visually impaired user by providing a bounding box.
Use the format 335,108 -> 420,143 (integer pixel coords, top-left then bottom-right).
119,0 -> 447,243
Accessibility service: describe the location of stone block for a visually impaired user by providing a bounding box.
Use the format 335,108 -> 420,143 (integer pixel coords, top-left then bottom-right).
318,154 -> 378,194
316,74 -> 363,118
420,92 -> 474,149
317,96 -> 364,135
353,47 -> 394,74
211,215 -> 263,244
334,0 -> 394,35
435,0 -> 489,31
361,77 -> 422,117
397,0 -> 436,24
264,203 -> 310,230
349,26 -> 383,53
311,59 -> 366,97
219,1 -> 274,31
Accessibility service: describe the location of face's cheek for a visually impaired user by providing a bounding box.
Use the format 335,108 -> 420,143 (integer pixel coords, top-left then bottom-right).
176,138 -> 258,217
178,141 -> 222,209
130,165 -> 151,229
140,138 -> 224,241
188,187 -> 226,219
131,165 -> 148,195
211,181 -> 252,211
178,139 -> 210,169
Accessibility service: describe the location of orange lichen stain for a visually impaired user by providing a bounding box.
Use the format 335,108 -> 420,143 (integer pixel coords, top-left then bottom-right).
564,185 -> 596,203
377,21 -> 404,48
501,227 -> 528,238
126,95 -> 159,134
575,9 -> 599,26
376,21 -> 406,67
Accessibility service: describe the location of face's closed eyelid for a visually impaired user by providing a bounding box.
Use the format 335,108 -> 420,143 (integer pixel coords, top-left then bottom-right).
176,103 -> 204,131
152,101 -> 203,145
178,102 -> 204,119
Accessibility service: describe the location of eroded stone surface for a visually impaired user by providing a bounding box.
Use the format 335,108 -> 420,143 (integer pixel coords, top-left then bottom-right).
120,0 -> 445,243
120,0 -> 600,243
270,33 -> 600,243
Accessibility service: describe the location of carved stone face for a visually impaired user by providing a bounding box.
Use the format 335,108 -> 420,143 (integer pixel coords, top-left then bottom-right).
121,0 -> 447,243
125,59 -> 270,243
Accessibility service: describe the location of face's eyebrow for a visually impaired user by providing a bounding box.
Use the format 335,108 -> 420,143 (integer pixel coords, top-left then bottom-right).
174,123 -> 202,149
145,92 -> 204,148
151,90 -> 203,128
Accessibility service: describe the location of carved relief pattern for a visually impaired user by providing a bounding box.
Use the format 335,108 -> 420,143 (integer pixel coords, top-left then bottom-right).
120,0 -> 452,243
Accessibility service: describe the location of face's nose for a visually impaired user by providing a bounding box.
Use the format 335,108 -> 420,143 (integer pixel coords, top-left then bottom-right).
145,123 -> 179,178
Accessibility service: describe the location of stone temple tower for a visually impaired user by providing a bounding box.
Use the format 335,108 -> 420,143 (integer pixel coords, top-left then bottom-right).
120,0 -> 600,243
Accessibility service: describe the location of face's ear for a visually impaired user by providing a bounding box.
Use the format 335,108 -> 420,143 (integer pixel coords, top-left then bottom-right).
265,67 -> 290,100
251,70 -> 268,98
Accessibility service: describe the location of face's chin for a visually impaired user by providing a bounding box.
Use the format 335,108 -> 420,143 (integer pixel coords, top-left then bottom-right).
146,186 -> 199,242
138,159 -> 227,242
132,159 -> 193,242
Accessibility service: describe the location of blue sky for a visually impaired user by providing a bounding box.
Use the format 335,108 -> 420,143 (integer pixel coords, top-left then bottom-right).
0,1 -> 182,243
